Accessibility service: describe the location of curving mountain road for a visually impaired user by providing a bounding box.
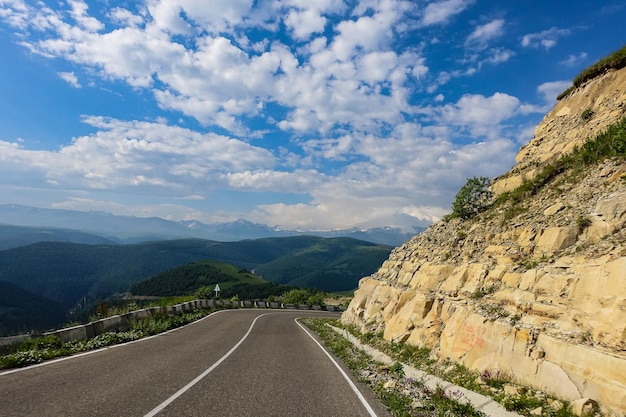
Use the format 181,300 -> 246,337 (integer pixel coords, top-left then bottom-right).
1,309 -> 392,417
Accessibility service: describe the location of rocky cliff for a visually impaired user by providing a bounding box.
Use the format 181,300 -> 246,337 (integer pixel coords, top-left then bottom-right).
342,62 -> 626,415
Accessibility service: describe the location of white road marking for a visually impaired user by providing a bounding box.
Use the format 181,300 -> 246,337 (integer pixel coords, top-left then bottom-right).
295,318 -> 379,417
143,312 -> 271,417
0,309 -> 231,377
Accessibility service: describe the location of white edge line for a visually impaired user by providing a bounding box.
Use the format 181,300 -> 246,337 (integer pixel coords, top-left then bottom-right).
142,312 -> 271,417
0,308 -> 234,377
295,318 -> 379,417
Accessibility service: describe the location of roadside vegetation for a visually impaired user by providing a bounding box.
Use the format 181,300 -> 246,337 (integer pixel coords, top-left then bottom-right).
0,310 -> 209,370
1,285 -> 340,370
303,318 -> 587,417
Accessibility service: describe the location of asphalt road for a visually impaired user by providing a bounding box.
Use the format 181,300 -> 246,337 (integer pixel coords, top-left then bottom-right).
0,309 -> 392,417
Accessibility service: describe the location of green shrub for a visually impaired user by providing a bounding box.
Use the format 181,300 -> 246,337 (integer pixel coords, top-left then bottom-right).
281,288 -> 325,305
449,176 -> 493,220
576,216 -> 592,232
581,108 -> 594,121
389,361 -> 405,378
502,392 -> 544,412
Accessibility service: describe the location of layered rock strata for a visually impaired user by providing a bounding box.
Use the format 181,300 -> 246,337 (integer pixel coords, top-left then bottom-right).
342,67 -> 626,415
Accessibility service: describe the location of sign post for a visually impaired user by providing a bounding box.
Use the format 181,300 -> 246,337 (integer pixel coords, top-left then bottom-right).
214,283 -> 221,298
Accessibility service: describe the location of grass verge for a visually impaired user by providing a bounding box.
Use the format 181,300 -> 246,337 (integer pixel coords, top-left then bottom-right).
0,310 -> 209,370
302,317 -> 487,417
302,318 -> 588,417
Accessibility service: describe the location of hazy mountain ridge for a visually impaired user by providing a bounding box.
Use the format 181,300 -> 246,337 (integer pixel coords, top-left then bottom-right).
0,204 -> 421,247
0,224 -> 118,250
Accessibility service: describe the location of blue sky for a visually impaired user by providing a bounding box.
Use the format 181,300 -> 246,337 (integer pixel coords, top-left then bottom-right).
0,0 -> 624,232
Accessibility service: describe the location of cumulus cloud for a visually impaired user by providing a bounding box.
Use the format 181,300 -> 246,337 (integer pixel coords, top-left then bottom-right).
521,27 -> 570,49
435,93 -> 521,138
420,0 -> 474,26
147,0 -> 254,34
250,130 -> 517,229
560,52 -> 588,66
284,8 -> 327,40
465,19 -> 505,49
537,80 -> 571,102
0,117 -> 277,196
0,0 -> 573,231
58,71 -> 81,88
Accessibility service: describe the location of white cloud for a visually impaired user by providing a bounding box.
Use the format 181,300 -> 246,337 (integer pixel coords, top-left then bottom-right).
465,19 -> 505,49
484,48 -> 514,64
436,93 -> 520,131
147,0 -> 254,34
521,27 -> 570,49
517,80 -> 571,115
284,8 -> 327,40
0,118 -> 277,195
1,0 -> 423,140
224,169 -> 323,192
108,7 -> 144,27
0,0 -> 578,232
68,0 -> 104,32
420,0 -> 474,27
537,80 -> 571,102
331,14 -> 391,60
58,71 -> 81,88
560,52 -> 588,67
250,129 -> 518,229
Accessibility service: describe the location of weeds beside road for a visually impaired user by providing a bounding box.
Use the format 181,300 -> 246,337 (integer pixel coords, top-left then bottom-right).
301,318 -> 597,417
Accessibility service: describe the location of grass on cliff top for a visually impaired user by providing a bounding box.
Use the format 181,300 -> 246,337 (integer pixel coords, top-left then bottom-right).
494,116 -> 626,212
444,116 -> 626,222
557,44 -> 626,100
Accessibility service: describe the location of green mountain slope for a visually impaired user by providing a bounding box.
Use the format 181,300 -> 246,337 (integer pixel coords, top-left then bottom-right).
0,281 -> 67,336
129,260 -> 265,296
129,260 -> 294,300
254,240 -> 392,291
0,236 -> 391,309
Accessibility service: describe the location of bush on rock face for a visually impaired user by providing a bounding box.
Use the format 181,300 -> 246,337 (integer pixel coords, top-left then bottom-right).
448,176 -> 494,220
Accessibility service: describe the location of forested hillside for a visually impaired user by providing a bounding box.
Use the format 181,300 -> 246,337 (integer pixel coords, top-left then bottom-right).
129,260 -> 294,300
0,281 -> 66,336
0,235 -> 390,315
254,240 -> 392,291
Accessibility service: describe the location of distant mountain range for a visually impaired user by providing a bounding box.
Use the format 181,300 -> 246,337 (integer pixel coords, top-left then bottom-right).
0,204 -> 423,248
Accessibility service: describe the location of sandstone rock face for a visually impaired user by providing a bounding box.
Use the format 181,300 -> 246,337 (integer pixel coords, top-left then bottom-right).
342,67 -> 626,415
